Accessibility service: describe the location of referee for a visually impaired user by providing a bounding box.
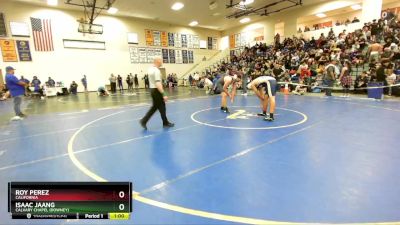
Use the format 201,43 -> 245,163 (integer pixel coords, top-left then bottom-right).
140,57 -> 174,130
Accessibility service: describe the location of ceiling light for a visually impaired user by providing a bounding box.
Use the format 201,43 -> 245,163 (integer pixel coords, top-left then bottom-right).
189,21 -> 198,26
107,7 -> 118,14
171,2 -> 184,11
239,0 -> 254,5
351,4 -> 362,10
315,13 -> 326,18
47,0 -> 58,6
240,17 -> 251,23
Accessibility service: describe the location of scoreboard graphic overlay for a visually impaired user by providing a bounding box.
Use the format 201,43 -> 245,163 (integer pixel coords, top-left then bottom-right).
8,182 -> 132,220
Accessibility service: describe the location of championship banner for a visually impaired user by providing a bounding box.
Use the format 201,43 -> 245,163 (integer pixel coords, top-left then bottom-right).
168,49 -> 175,63
188,50 -> 194,64
145,29 -> 154,46
153,30 -> 161,46
0,39 -> 18,62
0,13 -> 6,37
16,40 -> 32,61
129,47 -> 139,64
162,49 -> 169,63
161,31 -> 168,47
193,35 -> 200,49
175,50 -> 183,64
229,34 -> 235,49
182,50 -> 188,64
155,48 -> 162,59
212,37 -> 218,50
168,33 -> 175,47
146,48 -> 155,63
234,34 -> 240,48
138,47 -> 147,63
181,34 -> 187,48
187,35 -> 193,49
207,37 -> 213,50
174,33 -> 181,48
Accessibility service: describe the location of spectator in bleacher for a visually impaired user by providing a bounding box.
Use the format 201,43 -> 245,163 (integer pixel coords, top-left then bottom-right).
354,71 -> 369,93
352,17 -> 360,23
335,20 -> 341,26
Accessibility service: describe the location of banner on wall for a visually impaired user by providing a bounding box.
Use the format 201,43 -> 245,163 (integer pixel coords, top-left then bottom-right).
146,48 -> 155,63
193,35 -> 200,49
168,32 -> 175,47
16,40 -> 32,61
145,29 -> 154,46
187,35 -> 193,49
138,47 -> 147,63
174,33 -> 181,48
162,49 -> 169,63
0,13 -> 7,37
161,31 -> 168,47
181,34 -> 187,48
188,50 -> 194,63
168,49 -> 175,63
153,30 -> 161,46
212,37 -> 218,50
155,48 -> 162,59
182,50 -> 188,64
129,47 -> 139,64
207,37 -> 213,50
234,34 -> 240,48
0,39 -> 18,62
229,34 -> 235,49
175,50 -> 182,64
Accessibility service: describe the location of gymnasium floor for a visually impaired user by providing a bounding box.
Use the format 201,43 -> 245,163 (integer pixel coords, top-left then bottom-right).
0,88 -> 400,225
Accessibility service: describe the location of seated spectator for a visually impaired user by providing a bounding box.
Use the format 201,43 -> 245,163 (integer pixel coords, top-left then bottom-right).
0,84 -> 10,101
352,17 -> 360,23
47,77 -> 55,87
335,20 -> 341,26
293,81 -> 307,95
69,81 -> 78,95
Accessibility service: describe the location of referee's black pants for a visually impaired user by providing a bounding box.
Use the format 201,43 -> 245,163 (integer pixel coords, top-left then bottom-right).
142,88 -> 169,125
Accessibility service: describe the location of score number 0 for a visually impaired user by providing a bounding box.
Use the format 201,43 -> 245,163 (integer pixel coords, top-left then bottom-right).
118,191 -> 125,211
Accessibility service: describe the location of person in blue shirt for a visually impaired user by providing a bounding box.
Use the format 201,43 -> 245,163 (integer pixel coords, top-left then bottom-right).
47,77 -> 55,87
5,66 -> 27,118
20,76 -> 30,96
31,76 -> 41,92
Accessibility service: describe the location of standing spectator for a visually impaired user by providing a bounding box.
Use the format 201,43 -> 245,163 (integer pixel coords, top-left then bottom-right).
109,74 -> 116,93
338,61 -> 353,97
117,75 -> 123,92
143,74 -> 149,89
47,77 -> 55,87
5,66 -> 27,120
69,81 -> 78,95
81,75 -> 88,92
324,59 -> 338,96
31,76 -> 44,98
126,74 -> 132,92
352,17 -> 360,23
20,76 -> 30,96
188,74 -> 193,87
134,74 -> 139,89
